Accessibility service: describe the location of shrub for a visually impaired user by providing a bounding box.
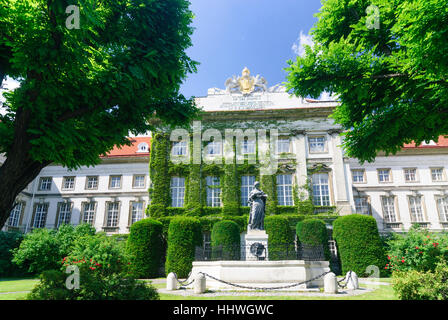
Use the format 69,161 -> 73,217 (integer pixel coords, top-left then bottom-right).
127,219 -> 164,278
211,220 -> 240,260
297,200 -> 314,215
385,225 -> 448,273
296,218 -> 331,261
12,224 -> 96,275
392,260 -> 448,300
265,216 -> 294,260
165,217 -> 202,277
27,234 -> 159,300
333,214 -> 386,277
0,231 -> 26,277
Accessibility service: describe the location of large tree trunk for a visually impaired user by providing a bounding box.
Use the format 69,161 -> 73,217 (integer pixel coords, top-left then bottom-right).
0,107 -> 50,230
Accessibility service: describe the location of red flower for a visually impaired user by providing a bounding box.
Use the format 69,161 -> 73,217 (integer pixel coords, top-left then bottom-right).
401,259 -> 405,263
415,246 -> 419,249
90,267 -> 96,270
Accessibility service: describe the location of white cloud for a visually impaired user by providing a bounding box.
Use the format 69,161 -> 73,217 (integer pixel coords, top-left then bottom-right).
291,31 -> 314,57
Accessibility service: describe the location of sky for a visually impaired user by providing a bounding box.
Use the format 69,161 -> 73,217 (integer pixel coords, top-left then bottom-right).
179,0 -> 323,98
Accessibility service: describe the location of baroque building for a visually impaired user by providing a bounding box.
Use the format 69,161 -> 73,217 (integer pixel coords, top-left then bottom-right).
2,68 -> 448,235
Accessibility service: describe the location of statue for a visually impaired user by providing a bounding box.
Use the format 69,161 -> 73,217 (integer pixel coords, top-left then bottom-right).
247,181 -> 267,231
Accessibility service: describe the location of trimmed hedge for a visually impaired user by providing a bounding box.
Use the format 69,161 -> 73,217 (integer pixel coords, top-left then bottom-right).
296,219 -> 331,261
265,216 -> 294,260
127,219 -> 164,278
165,217 -> 202,277
0,231 -> 26,277
333,214 -> 386,277
211,220 -> 240,260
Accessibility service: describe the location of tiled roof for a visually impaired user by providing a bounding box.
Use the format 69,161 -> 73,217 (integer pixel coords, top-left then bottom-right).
403,136 -> 448,149
101,137 -> 151,158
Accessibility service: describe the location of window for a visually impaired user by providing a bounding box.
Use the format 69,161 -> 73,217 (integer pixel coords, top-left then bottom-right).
170,177 -> 185,207
381,196 -> 397,223
133,175 -> 146,188
62,176 -> 75,190
378,169 -> 391,182
277,138 -> 290,153
409,196 -> 424,222
137,142 -> 149,153
206,176 -> 221,207
86,176 -> 98,190
39,177 -> 52,191
172,141 -> 187,156
241,175 -> 256,206
33,203 -> 48,228
242,139 -> 255,155
354,197 -> 370,215
308,136 -> 326,153
312,173 -> 331,206
105,202 -> 120,227
437,197 -> 448,222
82,202 -> 96,225
352,170 -> 365,183
109,175 -> 122,189
57,202 -> 72,227
404,168 -> 417,182
206,141 -> 222,155
277,174 -> 293,206
8,203 -> 23,227
431,168 -> 445,181
130,202 -> 144,225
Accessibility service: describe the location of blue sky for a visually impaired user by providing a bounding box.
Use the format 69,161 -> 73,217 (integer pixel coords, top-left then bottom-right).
180,0 -> 323,98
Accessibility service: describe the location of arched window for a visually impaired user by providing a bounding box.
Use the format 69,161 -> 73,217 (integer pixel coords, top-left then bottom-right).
137,142 -> 149,153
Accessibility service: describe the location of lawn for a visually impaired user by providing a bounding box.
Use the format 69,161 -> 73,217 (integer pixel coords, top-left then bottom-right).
0,278 -> 397,300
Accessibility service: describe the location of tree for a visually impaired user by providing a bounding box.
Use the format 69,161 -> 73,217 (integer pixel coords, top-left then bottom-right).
0,0 -> 198,229
285,0 -> 448,162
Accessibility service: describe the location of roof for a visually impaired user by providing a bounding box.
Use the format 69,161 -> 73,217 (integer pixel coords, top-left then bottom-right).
403,136 -> 448,149
101,137 -> 151,158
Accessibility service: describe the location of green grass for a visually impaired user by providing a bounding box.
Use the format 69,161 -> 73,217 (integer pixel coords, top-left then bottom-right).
0,278 -> 39,293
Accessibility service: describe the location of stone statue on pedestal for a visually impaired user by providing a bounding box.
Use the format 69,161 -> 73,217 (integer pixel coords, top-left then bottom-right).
247,181 -> 267,231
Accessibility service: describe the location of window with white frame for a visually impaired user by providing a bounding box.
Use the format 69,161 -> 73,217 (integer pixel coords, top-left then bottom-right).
206,176 -> 221,207
404,168 -> 417,182
431,168 -> 445,181
354,197 -> 370,215
206,140 -> 222,155
436,197 -> 448,222
109,175 -> 122,189
308,136 -> 326,153
86,176 -> 98,190
241,175 -> 256,206
8,203 -> 23,227
277,174 -> 294,206
137,142 -> 149,153
172,141 -> 187,156
39,177 -> 52,191
409,196 -> 424,222
82,202 -> 96,225
352,170 -> 365,183
33,203 -> 48,228
277,138 -> 290,153
381,196 -> 397,223
105,202 -> 120,227
312,173 -> 331,206
378,169 -> 391,182
241,139 -> 255,155
57,202 -> 72,227
133,175 -> 146,188
130,202 -> 144,225
62,176 -> 75,190
170,177 -> 185,207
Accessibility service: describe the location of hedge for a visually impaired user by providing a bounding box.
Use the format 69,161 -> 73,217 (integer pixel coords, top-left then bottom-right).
333,214 -> 386,277
127,219 -> 164,278
0,231 -> 26,277
211,220 -> 240,260
165,217 -> 202,277
296,219 -> 331,261
265,216 -> 295,260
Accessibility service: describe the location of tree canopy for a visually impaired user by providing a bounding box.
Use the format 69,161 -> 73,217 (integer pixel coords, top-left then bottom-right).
0,0 -> 198,228
285,0 -> 448,162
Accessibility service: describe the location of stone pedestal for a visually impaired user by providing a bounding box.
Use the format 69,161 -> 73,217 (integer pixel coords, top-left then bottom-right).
242,229 -> 269,261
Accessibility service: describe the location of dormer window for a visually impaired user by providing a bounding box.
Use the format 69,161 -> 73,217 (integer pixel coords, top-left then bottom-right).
137,142 -> 149,153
